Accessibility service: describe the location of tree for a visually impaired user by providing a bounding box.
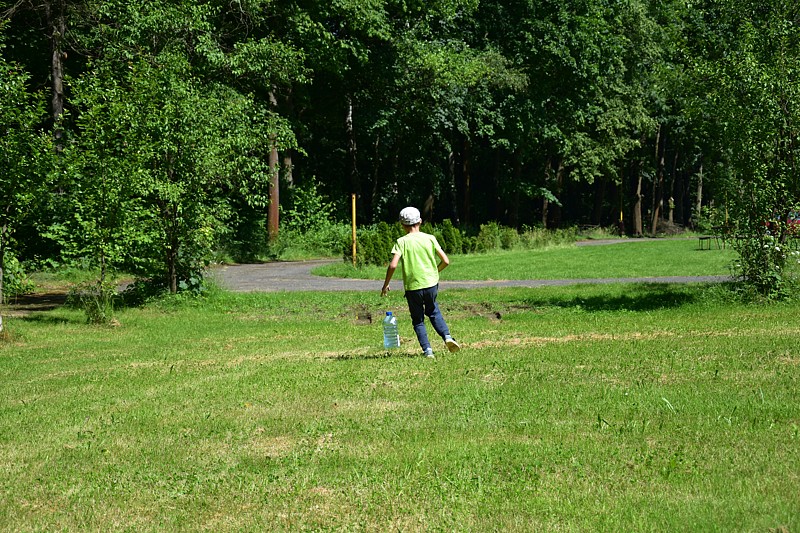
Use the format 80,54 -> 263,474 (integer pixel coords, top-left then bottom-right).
0,25 -> 51,330
52,0 -> 298,292
696,0 -> 800,296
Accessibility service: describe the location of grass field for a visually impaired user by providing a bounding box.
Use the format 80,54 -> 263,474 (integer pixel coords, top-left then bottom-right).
314,238 -> 739,280
1,280 -> 798,531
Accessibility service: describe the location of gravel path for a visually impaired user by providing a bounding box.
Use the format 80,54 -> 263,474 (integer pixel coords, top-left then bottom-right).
210,258 -> 731,293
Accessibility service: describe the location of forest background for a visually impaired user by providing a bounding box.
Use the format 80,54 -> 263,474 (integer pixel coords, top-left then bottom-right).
1,0 -> 799,301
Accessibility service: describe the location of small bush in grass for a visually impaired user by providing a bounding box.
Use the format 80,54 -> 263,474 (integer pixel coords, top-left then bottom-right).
67,278 -> 118,324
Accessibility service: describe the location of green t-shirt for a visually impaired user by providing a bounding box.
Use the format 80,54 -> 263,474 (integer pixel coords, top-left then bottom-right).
391,232 -> 442,291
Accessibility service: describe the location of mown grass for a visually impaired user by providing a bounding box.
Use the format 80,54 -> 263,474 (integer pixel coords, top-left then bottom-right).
315,238 -> 738,280
1,283 -> 798,531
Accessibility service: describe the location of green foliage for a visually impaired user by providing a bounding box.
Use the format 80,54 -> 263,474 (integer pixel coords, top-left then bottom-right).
440,219 -> 464,254
67,279 -> 118,324
691,205 -> 728,234
281,181 -> 338,233
732,235 -> 800,300
3,0 -> 799,301
345,222 -> 403,267
343,221 -> 580,266
271,224 -> 351,261
475,222 -> 503,252
691,0 -> 800,297
517,226 -> 578,249
0,23 -> 51,303
1,255 -> 35,298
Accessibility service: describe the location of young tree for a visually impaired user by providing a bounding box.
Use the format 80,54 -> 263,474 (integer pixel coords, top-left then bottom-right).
51,0 -> 298,292
697,0 -> 800,296
0,28 -> 51,331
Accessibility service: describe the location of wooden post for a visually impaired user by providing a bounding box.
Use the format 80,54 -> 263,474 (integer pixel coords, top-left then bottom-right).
351,194 -> 357,267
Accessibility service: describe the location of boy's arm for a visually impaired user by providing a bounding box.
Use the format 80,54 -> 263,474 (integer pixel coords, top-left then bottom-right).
381,253 -> 401,296
436,247 -> 450,272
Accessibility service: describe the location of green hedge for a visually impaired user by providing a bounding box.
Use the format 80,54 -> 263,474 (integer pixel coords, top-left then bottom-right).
343,221 -> 579,267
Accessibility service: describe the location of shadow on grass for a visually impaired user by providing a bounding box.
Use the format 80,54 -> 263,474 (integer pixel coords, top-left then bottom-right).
519,283 -> 711,312
18,314 -> 75,325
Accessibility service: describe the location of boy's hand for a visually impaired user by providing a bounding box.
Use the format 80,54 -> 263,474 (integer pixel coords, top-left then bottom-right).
380,285 -> 390,297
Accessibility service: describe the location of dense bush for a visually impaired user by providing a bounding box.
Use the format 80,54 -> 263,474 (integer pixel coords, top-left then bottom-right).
271,223 -> 351,261
2,255 -> 35,299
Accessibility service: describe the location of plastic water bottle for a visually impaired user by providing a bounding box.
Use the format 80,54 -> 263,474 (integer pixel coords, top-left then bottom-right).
383,311 -> 400,348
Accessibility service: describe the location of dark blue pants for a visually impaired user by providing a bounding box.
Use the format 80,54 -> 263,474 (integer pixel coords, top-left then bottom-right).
405,284 -> 451,351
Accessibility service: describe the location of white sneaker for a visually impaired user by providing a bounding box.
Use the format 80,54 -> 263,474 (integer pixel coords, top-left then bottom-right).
445,337 -> 460,353
423,348 -> 435,358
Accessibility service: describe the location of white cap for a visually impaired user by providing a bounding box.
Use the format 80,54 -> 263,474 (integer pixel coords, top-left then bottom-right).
399,206 -> 422,226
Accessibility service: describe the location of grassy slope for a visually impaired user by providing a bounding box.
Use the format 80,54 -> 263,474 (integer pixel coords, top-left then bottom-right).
1,284 -> 798,531
314,238 -> 738,280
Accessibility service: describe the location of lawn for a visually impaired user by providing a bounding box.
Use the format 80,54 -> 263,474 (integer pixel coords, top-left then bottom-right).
1,282 -> 798,531
314,238 -> 738,280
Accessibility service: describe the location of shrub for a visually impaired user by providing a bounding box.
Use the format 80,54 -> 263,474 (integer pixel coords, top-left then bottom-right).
732,234 -> 800,299
440,219 -> 463,254
340,220 -> 579,266
2,255 -> 35,299
272,223 -> 350,261
67,278 -> 118,324
475,222 -> 504,252
500,226 -> 520,250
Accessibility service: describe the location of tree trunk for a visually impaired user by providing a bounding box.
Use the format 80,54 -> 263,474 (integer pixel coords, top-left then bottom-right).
633,163 -> 644,237
282,152 -> 293,189
542,157 -> 553,228
552,159 -> 565,228
651,125 -> 664,235
165,205 -> 179,294
669,151 -> 678,224
695,162 -> 703,228
45,0 -> 66,150
281,88 -> 295,189
448,148 -> 459,224
268,91 -> 280,242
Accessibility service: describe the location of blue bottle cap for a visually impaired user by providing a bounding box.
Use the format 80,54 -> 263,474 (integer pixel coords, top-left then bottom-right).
386,311 -> 392,316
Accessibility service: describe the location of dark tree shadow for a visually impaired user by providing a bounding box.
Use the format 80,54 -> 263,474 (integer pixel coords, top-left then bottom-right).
518,283 -> 711,312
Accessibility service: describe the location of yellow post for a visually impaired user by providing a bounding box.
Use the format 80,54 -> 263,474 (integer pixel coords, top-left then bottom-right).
351,194 -> 357,267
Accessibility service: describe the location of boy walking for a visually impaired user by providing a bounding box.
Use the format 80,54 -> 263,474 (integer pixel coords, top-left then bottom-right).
380,207 -> 460,358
